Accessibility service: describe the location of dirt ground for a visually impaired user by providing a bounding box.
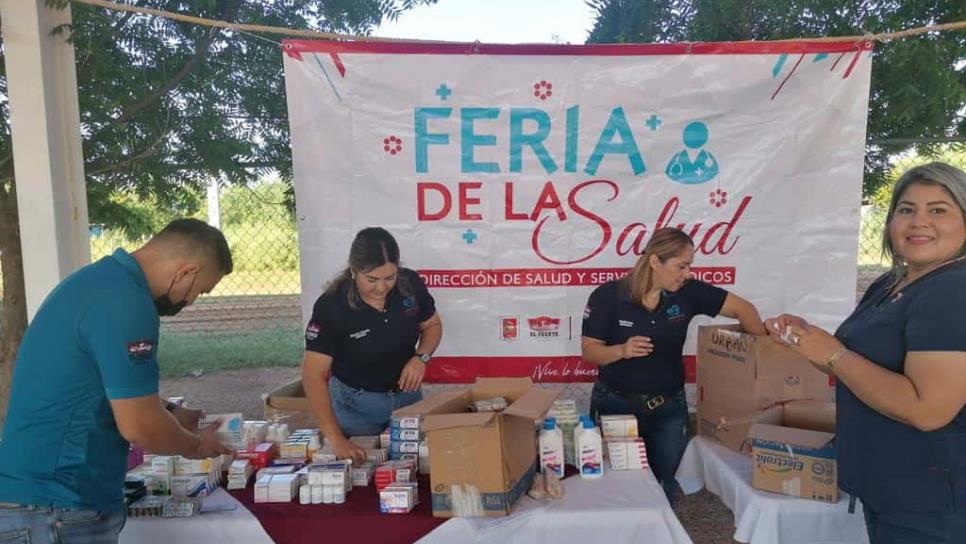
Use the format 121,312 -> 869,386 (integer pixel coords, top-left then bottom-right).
161,367 -> 739,544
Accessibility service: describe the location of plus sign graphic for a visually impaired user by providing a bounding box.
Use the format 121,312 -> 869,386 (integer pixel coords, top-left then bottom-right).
646,114 -> 662,131
462,229 -> 478,244
435,84 -> 452,101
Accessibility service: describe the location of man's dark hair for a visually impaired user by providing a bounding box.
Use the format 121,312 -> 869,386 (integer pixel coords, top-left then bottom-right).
155,218 -> 233,275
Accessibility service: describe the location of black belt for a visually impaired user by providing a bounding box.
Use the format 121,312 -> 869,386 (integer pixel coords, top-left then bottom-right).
600,382 -> 680,413
335,376 -> 401,394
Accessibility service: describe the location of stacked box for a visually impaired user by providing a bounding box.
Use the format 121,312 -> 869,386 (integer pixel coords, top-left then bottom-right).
235,443 -> 277,470
227,459 -> 252,490
351,461 -> 376,487
547,400 -> 581,466
605,438 -> 649,470
374,459 -> 416,491
379,481 -> 419,514
600,415 -> 639,439
389,415 -> 422,462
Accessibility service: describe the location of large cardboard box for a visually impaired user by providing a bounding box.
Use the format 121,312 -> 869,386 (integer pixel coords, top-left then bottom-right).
263,380 -> 317,430
401,378 -> 558,518
697,325 -> 832,452
749,400 -> 837,503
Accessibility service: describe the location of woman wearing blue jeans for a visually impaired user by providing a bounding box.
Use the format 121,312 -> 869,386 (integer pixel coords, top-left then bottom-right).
301,227 -> 442,462
581,227 -> 765,500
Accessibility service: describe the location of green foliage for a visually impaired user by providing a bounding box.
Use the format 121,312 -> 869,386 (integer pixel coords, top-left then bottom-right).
1,0 -> 436,231
586,0 -> 966,197
871,146 -> 966,207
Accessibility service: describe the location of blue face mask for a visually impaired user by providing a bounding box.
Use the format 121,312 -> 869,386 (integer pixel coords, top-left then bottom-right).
154,272 -> 196,317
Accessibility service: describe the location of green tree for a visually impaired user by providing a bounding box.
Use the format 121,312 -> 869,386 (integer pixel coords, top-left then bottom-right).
0,0 -> 434,423
587,0 -> 966,196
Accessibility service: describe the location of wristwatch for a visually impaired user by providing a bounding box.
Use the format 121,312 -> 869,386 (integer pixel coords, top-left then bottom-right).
416,353 -> 432,365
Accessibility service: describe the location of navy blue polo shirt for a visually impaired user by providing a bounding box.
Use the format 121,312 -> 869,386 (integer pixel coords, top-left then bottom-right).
835,260 -> 966,513
0,249 -> 160,511
582,278 -> 727,394
305,268 -> 436,392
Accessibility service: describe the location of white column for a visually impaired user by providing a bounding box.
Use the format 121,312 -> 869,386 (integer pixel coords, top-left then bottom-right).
1,0 -> 90,320
207,179 -> 221,229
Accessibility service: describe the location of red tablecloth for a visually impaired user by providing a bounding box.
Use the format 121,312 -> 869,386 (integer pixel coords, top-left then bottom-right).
228,476 -> 445,544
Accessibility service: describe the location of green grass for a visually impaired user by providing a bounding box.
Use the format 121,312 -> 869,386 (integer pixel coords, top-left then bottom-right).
158,327 -> 303,377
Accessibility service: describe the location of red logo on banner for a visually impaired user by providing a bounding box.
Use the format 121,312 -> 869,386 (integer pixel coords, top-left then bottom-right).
528,316 -> 561,339
501,317 -> 518,341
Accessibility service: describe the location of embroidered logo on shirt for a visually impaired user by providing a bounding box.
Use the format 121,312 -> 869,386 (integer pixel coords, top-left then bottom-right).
618,320 -> 634,327
305,322 -> 320,341
126,339 -> 155,362
349,329 -> 371,340
666,305 -> 681,317
583,306 -> 592,319
402,296 -> 419,316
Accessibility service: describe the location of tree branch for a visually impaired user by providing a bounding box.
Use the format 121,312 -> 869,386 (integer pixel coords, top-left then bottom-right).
101,1 -> 239,128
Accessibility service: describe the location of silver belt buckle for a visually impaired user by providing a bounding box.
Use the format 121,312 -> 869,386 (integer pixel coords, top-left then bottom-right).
646,395 -> 665,410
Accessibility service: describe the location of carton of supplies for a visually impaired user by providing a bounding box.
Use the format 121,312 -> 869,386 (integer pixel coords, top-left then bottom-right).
696,325 -> 832,453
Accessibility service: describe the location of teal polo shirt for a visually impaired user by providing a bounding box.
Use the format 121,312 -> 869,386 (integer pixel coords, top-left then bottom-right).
0,249 -> 160,510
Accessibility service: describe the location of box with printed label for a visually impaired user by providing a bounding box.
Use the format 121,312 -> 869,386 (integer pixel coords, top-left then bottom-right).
749,421 -> 837,503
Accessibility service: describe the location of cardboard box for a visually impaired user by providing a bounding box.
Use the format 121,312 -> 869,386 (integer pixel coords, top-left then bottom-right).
749,402 -> 837,503
263,380 -> 318,430
697,325 -> 832,452
403,377 -> 557,518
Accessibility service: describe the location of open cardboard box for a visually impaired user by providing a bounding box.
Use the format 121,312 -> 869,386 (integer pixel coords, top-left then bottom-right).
393,377 -> 558,518
696,325 -> 833,452
748,400 -> 837,503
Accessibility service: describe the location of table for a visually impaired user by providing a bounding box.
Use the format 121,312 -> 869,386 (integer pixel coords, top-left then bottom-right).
229,476 -> 446,544
122,468 -> 692,544
419,468 -> 693,544
120,488 -> 274,544
675,437 -> 869,544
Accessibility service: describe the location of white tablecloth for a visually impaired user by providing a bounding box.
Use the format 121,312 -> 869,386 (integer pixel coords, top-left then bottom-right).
675,437 -> 869,544
119,489 -> 274,544
418,469 -> 693,544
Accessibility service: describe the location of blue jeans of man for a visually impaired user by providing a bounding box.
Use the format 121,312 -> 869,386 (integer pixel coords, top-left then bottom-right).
329,375 -> 422,436
0,505 -> 125,544
589,381 -> 689,500
862,501 -> 966,544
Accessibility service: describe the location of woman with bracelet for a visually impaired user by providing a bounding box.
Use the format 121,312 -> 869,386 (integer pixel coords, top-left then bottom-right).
302,227 -> 442,462
581,227 -> 766,500
767,162 -> 966,544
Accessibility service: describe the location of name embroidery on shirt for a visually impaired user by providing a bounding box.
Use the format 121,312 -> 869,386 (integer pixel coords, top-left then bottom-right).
618,320 -> 634,327
349,329 -> 371,340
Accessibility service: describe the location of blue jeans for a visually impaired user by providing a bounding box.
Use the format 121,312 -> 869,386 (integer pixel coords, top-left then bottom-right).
862,502 -> 966,544
0,505 -> 125,544
590,382 -> 689,499
329,375 -> 422,436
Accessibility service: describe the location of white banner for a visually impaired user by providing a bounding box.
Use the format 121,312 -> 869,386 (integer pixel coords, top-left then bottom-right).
283,41 -> 872,383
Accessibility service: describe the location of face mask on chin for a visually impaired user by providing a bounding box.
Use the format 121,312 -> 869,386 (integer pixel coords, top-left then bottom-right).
155,272 -> 197,317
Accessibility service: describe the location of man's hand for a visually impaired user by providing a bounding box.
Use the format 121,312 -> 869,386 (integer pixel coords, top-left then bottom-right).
171,406 -> 204,431
184,419 -> 233,459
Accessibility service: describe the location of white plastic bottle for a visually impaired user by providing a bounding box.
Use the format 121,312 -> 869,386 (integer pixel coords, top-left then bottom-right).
577,419 -> 604,479
539,417 -> 565,478
571,415 -> 589,466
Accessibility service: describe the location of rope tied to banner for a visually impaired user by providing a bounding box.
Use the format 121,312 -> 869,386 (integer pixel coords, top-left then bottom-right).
68,0 -> 965,47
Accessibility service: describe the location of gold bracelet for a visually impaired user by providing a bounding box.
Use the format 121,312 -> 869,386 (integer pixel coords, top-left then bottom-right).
825,347 -> 849,373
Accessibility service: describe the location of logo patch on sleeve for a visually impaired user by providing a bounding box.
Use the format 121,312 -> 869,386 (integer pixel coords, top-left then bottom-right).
127,339 -> 155,362
305,322 -> 321,341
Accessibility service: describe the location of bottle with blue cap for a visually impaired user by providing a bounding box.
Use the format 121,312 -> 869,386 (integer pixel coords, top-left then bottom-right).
539,417 -> 564,478
577,418 -> 603,479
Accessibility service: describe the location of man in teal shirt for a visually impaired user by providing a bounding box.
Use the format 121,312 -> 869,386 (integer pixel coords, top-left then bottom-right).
0,219 -> 233,543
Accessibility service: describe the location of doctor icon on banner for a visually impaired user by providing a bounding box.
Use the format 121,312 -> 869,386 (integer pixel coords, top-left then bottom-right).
665,121 -> 719,184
